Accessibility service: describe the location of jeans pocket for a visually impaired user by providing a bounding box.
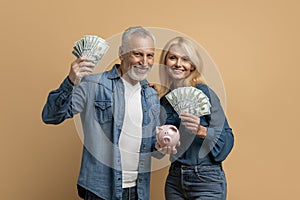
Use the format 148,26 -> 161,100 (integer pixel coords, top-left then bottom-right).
195,166 -> 224,183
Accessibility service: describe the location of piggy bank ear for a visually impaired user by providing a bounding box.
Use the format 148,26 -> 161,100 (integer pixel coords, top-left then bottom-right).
169,126 -> 178,133
156,126 -> 163,134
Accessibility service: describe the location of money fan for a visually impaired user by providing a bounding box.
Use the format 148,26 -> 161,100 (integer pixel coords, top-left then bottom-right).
165,87 -> 211,117
72,35 -> 109,65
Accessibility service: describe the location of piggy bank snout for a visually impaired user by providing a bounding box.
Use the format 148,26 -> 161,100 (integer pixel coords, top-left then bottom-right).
162,136 -> 171,144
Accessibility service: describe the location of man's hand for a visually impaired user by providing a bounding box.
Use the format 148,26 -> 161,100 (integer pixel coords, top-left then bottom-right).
68,57 -> 96,86
155,141 -> 180,154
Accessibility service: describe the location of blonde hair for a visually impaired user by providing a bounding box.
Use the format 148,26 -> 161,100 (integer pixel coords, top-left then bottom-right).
158,36 -> 205,98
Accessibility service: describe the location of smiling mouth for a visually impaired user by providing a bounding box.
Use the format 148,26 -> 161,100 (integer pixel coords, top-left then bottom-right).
171,67 -> 186,72
133,65 -> 150,73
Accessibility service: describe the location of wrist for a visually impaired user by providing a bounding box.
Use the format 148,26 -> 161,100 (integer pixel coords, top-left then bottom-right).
197,125 -> 207,138
67,76 -> 75,86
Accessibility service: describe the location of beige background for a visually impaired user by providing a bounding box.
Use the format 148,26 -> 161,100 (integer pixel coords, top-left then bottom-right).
1,0 -> 300,199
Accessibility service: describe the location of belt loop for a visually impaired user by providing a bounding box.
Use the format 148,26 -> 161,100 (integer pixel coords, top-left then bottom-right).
194,165 -> 198,173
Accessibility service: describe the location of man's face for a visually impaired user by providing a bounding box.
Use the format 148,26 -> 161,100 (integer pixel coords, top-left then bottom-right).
120,35 -> 155,84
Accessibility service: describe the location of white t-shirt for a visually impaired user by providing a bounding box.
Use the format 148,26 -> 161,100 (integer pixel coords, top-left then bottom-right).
118,78 -> 143,188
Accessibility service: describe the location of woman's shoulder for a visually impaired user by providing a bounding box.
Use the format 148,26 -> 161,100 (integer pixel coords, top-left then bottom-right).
195,83 -> 211,95
195,83 -> 209,89
195,84 -> 220,101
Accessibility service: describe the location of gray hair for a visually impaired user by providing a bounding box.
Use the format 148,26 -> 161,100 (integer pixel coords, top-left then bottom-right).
120,26 -> 156,53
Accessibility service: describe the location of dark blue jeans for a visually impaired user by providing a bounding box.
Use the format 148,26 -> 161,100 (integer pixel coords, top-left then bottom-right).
84,186 -> 137,200
165,162 -> 227,200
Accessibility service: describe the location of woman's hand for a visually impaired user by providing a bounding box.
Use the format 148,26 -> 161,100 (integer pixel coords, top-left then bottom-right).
148,82 -> 160,92
179,113 -> 207,138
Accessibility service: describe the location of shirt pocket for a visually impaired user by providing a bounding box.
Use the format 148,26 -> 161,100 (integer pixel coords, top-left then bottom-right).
94,100 -> 112,124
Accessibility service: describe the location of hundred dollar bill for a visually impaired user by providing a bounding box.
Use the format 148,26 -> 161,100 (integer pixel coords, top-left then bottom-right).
166,87 -> 211,116
72,35 -> 109,65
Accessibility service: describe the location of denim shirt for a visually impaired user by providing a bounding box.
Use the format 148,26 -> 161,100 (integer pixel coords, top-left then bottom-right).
160,84 -> 234,166
42,64 -> 161,200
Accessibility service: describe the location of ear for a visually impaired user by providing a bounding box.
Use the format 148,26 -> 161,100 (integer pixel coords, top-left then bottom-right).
119,46 -> 124,60
190,66 -> 196,72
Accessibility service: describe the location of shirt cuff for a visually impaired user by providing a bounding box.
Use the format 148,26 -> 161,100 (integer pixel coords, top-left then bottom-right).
59,77 -> 74,93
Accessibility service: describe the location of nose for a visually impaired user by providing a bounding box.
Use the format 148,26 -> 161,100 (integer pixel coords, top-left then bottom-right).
139,55 -> 149,66
175,58 -> 183,67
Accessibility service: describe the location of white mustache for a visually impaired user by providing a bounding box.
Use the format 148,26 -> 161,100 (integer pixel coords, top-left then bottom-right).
133,65 -> 151,70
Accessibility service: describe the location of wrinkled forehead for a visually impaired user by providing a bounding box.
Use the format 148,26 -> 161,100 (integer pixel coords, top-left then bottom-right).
122,35 -> 155,53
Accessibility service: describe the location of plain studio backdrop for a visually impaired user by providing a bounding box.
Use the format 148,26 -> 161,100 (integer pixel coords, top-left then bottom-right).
1,0 -> 299,199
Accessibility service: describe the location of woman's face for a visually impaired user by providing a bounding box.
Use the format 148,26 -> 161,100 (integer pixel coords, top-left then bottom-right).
165,44 -> 195,81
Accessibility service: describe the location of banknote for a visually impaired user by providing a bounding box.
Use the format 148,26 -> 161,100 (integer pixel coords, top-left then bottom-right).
165,87 -> 211,116
72,35 -> 109,65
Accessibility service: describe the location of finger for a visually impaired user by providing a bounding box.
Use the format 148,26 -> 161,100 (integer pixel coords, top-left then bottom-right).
179,114 -> 196,121
180,113 -> 197,118
180,116 -> 200,124
79,61 -> 96,68
71,60 -> 80,70
167,146 -> 172,154
181,121 -> 196,127
171,149 -> 177,154
155,142 -> 161,150
78,71 -> 93,78
160,146 -> 170,154
181,123 -> 198,132
181,122 -> 199,130
71,57 -> 92,68
184,126 -> 198,132
79,66 -> 94,73
78,56 -> 94,62
78,68 -> 93,76
160,147 -> 168,154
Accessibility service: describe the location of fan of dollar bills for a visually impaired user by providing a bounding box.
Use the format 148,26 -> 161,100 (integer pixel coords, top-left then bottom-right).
72,35 -> 109,65
165,87 -> 211,117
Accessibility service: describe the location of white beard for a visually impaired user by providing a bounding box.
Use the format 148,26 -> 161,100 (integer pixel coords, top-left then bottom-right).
127,65 -> 151,81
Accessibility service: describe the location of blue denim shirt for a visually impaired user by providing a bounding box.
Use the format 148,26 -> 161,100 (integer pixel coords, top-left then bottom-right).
42,64 -> 161,200
160,84 -> 234,166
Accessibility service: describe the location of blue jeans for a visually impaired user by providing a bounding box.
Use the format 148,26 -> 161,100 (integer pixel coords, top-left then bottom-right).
84,187 -> 137,200
165,162 -> 227,200
121,186 -> 138,200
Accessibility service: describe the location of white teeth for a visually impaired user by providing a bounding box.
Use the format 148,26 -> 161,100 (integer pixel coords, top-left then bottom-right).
173,69 -> 184,72
136,67 -> 147,71
134,66 -> 149,74
135,66 -> 147,69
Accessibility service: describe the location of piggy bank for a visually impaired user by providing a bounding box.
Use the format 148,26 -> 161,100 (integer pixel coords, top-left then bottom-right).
156,125 -> 180,152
